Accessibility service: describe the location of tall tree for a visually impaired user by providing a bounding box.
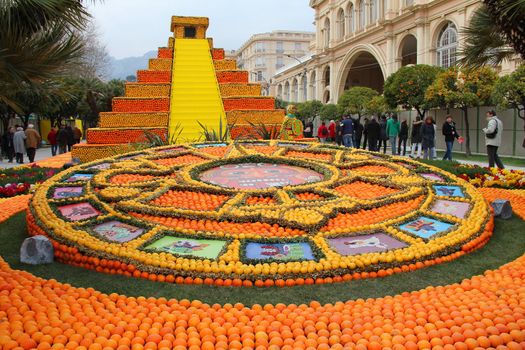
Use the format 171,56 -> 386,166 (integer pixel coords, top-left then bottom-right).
337,87 -> 378,120
0,0 -> 93,112
319,104 -> 339,121
426,67 -> 498,156
492,65 -> 525,148
296,100 -> 323,121
384,65 -> 442,119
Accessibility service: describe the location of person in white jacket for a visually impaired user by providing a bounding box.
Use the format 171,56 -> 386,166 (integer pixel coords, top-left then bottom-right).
482,110 -> 504,169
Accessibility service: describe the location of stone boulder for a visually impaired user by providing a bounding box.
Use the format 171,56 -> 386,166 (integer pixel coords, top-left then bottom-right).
20,235 -> 54,265
491,199 -> 513,220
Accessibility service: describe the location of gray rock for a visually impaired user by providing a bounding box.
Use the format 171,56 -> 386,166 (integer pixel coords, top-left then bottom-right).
20,236 -> 54,265
491,199 -> 513,220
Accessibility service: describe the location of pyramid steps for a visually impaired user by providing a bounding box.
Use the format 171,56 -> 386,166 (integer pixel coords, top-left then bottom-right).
73,16 -> 285,163
99,112 -> 169,128
125,83 -> 171,98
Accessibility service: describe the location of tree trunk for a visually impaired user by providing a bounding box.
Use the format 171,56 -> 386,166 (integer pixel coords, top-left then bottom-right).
462,107 -> 472,156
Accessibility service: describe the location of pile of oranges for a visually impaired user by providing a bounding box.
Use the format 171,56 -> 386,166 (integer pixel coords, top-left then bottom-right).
153,155 -> 206,166
151,190 -> 229,210
335,181 -> 399,199
222,97 -> 275,111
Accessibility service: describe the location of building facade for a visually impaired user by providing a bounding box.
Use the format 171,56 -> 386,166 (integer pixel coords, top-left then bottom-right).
271,0 -> 520,104
233,31 -> 315,94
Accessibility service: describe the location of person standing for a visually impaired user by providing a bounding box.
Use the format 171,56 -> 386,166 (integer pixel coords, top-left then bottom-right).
410,117 -> 423,158
386,114 -> 400,155
5,127 -> 15,162
328,120 -> 336,142
482,110 -> 504,169
421,117 -> 435,160
47,127 -> 58,156
65,125 -> 75,152
442,115 -> 460,161
366,116 -> 380,152
73,125 -> 82,144
398,119 -> 409,156
335,118 -> 343,146
362,118 -> 369,149
317,122 -> 329,143
353,118 -> 364,149
13,126 -> 26,164
341,116 -> 354,148
25,124 -> 41,163
378,116 -> 388,154
57,125 -> 68,154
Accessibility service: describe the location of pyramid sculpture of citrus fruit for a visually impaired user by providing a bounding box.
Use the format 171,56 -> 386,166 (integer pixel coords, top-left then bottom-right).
72,16 -> 285,163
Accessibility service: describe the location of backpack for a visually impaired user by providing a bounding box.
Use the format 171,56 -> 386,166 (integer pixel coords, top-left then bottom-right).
486,119 -> 498,139
320,127 -> 328,137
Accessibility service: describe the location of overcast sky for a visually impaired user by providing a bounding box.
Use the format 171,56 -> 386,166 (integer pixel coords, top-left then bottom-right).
87,0 -> 315,59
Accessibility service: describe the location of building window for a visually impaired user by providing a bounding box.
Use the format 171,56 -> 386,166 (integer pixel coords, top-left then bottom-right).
255,42 -> 265,52
437,23 -> 458,68
276,41 -> 284,53
295,42 -> 302,52
347,4 -> 354,33
357,0 -> 366,29
255,57 -> 265,67
276,56 -> 284,69
257,71 -> 263,82
323,18 -> 331,48
369,0 -> 378,23
337,8 -> 345,40
405,0 -> 414,6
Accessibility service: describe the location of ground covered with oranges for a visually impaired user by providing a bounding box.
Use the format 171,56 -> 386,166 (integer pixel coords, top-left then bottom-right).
26,141 -> 493,286
1,144 -> 525,350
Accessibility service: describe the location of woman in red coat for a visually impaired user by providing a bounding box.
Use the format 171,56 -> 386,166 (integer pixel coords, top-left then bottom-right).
328,120 -> 336,142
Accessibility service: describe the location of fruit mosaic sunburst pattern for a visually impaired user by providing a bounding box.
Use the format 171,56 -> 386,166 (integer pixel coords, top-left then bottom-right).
28,141 -> 492,283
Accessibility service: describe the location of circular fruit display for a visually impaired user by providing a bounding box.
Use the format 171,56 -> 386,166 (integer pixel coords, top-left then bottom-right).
28,141 -> 492,284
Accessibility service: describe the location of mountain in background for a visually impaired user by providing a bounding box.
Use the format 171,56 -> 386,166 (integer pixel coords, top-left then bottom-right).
108,50 -> 157,80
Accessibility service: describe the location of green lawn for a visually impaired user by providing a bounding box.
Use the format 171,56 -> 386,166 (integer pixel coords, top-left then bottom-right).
2,212 -> 524,305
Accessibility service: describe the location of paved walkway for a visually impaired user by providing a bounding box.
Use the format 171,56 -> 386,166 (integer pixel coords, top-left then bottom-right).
0,147 -> 69,169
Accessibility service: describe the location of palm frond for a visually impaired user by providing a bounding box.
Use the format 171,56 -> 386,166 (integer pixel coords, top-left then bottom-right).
459,5 -> 516,67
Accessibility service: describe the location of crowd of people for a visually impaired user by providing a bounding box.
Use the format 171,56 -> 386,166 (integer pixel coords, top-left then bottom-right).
1,124 -> 82,164
314,111 -> 505,168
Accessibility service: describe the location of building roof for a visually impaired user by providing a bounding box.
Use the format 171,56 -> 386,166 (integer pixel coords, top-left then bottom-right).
274,53 -> 314,77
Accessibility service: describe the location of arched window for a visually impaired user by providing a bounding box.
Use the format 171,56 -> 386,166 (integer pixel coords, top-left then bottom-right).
292,78 -> 299,102
277,84 -> 283,100
309,71 -> 317,100
437,22 -> 458,68
323,18 -> 331,48
347,3 -> 354,33
337,8 -> 345,40
323,66 -> 331,87
369,0 -> 378,23
357,0 -> 366,29
284,81 -> 290,101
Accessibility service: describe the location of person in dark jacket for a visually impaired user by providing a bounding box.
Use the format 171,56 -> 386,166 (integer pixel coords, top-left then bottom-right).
442,115 -> 460,161
410,116 -> 423,158
1,127 -> 15,162
378,116 -> 388,153
365,117 -> 381,151
362,118 -> 369,149
421,116 -> 435,160
398,119 -> 409,156
57,125 -> 68,154
335,118 -> 343,146
353,118 -> 363,149
65,125 -> 75,152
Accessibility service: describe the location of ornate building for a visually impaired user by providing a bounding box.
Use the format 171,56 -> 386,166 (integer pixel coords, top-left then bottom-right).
233,31 -> 315,95
271,0 -> 519,103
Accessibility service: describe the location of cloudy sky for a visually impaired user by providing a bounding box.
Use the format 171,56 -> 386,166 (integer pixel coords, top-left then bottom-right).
87,0 -> 315,59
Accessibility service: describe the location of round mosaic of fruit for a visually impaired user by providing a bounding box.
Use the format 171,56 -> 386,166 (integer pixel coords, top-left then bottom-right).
28,141 -> 492,284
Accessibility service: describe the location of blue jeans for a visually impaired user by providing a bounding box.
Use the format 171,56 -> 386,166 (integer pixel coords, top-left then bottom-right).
51,144 -> 58,156
443,141 -> 453,160
389,136 -> 397,155
343,134 -> 353,147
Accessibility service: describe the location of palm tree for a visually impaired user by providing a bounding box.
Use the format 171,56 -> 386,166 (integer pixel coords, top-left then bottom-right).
460,0 -> 525,67
0,0 -> 93,113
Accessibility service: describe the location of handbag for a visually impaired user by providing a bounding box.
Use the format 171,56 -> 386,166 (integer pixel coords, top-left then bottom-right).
486,125 -> 498,139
